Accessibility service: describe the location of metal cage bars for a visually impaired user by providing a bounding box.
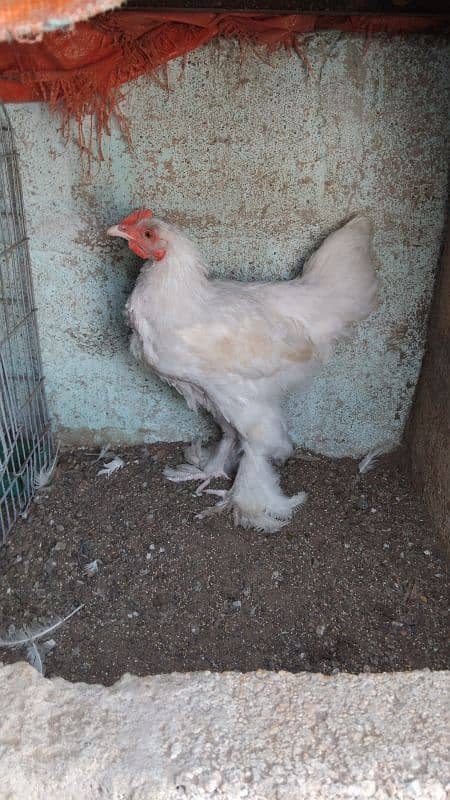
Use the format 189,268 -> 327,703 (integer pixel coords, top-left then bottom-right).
0,101 -> 53,542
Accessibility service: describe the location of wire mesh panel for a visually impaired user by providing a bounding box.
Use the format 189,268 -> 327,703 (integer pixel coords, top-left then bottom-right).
0,101 -> 53,543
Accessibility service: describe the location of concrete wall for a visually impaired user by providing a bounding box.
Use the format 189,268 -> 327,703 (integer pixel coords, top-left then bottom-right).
8,33 -> 450,456
407,226 -> 450,544
1,663 -> 449,799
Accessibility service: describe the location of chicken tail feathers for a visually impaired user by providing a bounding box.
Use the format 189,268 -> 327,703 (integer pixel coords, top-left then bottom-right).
299,215 -> 377,355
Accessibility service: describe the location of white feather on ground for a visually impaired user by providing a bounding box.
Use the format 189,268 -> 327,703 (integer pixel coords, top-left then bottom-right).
83,559 -> 99,577
358,446 -> 387,474
0,604 -> 84,649
34,443 -> 60,491
97,456 -> 124,477
25,639 -> 56,676
89,443 -> 112,463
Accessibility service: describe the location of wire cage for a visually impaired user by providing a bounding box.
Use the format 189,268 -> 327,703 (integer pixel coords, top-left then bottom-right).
0,101 -> 54,543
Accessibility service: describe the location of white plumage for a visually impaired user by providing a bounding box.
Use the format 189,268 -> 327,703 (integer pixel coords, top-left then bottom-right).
108,213 -> 377,532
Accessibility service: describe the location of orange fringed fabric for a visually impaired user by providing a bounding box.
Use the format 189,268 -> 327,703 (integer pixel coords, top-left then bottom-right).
0,11 -> 448,157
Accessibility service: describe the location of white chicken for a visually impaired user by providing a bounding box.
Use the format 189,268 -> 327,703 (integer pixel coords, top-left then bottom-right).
107,211 -> 376,532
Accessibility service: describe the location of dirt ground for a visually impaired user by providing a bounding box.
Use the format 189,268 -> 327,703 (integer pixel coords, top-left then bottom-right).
0,443 -> 447,685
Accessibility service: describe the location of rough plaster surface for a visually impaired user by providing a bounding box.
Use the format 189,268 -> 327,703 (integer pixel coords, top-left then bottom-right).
0,663 -> 448,799
8,34 -> 450,455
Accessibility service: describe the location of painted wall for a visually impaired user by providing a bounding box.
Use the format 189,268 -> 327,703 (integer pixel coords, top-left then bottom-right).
9,33 -> 450,456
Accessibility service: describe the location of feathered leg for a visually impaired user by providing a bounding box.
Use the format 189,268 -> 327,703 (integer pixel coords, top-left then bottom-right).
198,445 -> 306,532
233,445 -> 306,531
197,405 -> 306,532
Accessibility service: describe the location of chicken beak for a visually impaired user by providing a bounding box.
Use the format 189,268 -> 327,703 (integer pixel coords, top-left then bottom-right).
107,224 -> 131,240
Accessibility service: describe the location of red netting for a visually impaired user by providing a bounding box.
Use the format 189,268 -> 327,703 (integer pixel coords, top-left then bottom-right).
0,11 -> 447,158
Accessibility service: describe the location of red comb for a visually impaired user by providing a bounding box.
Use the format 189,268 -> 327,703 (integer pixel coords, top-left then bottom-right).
121,208 -> 153,226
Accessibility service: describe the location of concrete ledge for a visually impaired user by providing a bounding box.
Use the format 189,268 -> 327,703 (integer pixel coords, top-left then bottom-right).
0,664 -> 448,799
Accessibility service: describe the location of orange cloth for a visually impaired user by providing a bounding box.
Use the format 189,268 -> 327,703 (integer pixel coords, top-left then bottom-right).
0,11 -> 447,156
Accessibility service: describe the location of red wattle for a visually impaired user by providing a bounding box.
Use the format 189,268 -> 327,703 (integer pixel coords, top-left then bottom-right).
128,240 -> 148,259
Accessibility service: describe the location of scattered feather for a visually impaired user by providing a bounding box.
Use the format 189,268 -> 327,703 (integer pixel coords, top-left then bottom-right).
97,456 -> 124,477
25,639 -> 56,676
0,604 -> 84,649
34,443 -> 60,491
26,640 -> 43,674
358,446 -> 386,475
89,443 -> 112,463
83,560 -> 99,577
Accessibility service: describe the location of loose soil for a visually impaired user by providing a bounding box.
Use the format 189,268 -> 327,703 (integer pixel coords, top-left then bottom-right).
0,444 -> 447,685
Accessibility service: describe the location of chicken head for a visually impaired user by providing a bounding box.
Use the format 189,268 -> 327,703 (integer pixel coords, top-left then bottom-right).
107,209 -> 167,261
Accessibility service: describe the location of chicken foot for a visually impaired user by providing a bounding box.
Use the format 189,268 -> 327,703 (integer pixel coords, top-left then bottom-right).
163,463 -> 229,487
196,489 -> 232,521
196,446 -> 307,533
163,430 -> 239,493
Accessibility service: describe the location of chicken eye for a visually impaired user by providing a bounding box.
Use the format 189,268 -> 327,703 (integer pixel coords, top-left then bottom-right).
144,229 -> 153,239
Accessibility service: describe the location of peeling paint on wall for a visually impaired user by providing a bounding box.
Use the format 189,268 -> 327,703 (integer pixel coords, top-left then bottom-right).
9,34 -> 450,456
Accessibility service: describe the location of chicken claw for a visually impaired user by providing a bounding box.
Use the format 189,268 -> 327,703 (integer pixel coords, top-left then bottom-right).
195,472 -> 229,495
163,464 -> 229,494
163,464 -> 209,483
196,492 -> 231,520
196,478 -> 308,532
